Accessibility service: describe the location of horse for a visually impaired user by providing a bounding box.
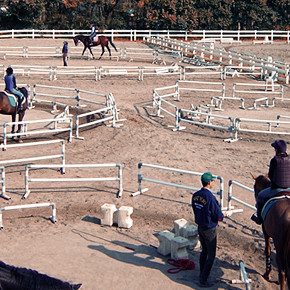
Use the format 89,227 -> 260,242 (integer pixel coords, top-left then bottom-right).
0,87 -> 29,143
73,34 -> 118,59
252,174 -> 290,290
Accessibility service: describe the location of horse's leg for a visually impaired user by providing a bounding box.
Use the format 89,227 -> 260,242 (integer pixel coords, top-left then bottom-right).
106,45 -> 112,60
88,47 -> 95,59
275,247 -> 286,290
82,46 -> 87,56
16,112 -> 24,142
263,227 -> 272,280
98,46 -> 105,60
11,113 -> 16,139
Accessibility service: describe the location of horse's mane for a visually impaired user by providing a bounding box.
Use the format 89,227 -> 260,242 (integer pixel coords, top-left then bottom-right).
0,260 -> 81,290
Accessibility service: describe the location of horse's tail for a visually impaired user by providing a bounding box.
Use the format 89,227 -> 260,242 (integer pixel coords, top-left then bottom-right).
108,37 -> 118,52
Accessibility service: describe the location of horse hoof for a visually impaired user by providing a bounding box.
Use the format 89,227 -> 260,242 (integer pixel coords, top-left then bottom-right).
17,139 -> 23,143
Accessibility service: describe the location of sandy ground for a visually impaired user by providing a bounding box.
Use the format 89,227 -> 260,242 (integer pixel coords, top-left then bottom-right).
0,38 -> 289,290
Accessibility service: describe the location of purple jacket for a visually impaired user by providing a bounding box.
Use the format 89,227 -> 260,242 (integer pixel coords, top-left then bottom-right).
268,154 -> 290,188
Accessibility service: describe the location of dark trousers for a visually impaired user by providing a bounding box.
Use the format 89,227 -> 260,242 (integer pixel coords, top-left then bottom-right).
198,226 -> 217,283
63,53 -> 68,66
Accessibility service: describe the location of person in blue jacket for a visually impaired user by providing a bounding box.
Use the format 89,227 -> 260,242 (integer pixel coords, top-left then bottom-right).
4,67 -> 24,112
192,171 -> 224,288
62,41 -> 68,66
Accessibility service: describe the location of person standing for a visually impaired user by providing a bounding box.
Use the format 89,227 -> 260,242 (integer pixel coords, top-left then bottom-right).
4,67 -> 24,112
192,172 -> 224,288
252,139 -> 290,225
62,41 -> 68,66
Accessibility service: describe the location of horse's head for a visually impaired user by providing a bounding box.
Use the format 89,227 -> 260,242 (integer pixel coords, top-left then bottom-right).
73,36 -> 79,46
251,173 -> 271,200
18,87 -> 29,111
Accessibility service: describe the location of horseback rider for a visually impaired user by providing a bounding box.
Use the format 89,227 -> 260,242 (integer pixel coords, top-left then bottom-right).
4,67 -> 24,112
89,24 -> 97,45
252,139 -> 290,225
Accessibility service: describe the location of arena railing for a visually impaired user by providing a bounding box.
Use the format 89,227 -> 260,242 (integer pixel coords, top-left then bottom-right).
0,29 -> 289,43
145,36 -> 289,84
131,162 -> 225,210
24,163 -> 123,199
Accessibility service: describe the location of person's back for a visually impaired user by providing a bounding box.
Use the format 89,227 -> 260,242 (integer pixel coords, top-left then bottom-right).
4,73 -> 15,93
191,172 -> 224,288
269,152 -> 290,189
252,139 -> 290,225
4,67 -> 24,111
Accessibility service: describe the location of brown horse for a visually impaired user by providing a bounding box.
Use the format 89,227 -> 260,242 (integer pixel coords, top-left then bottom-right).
0,87 -> 29,143
73,34 -> 118,59
252,174 -> 290,290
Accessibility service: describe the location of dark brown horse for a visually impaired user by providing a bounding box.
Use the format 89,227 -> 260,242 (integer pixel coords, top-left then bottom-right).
0,87 -> 29,143
252,174 -> 290,290
73,34 -> 118,59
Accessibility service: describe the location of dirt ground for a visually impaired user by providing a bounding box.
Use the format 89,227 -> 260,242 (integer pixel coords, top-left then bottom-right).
0,38 -> 289,290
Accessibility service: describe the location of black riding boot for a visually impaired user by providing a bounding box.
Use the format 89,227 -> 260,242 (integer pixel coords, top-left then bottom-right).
17,98 -> 23,112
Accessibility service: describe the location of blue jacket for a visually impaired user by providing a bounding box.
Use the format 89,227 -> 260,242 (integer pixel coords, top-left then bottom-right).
192,187 -> 224,229
62,43 -> 68,54
4,74 -> 16,92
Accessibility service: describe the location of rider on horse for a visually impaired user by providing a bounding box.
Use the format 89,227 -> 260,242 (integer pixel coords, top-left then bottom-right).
4,67 -> 24,112
252,139 -> 290,224
89,24 -> 97,45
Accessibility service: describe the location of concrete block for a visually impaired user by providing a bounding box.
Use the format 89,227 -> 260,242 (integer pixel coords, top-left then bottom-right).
181,225 -> 199,248
156,230 -> 175,256
171,236 -> 189,259
118,206 -> 133,228
101,204 -> 117,226
174,218 -> 189,236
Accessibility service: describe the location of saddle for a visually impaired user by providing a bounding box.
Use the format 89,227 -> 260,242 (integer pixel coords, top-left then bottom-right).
2,91 -> 17,107
92,35 -> 99,42
261,192 -> 290,221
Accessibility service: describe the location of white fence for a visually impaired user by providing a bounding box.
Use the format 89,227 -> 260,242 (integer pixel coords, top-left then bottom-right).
145,36 -> 290,84
227,180 -> 256,212
0,140 -> 66,199
151,81 -> 290,141
132,162 -> 225,209
0,202 -> 56,229
24,163 -> 123,199
0,63 -> 182,82
0,84 -> 122,143
0,29 -> 289,43
32,84 -> 123,139
0,117 -> 73,146
232,82 -> 285,109
0,167 -> 6,200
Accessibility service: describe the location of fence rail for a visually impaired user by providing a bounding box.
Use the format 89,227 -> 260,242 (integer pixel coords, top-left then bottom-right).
0,29 -> 289,43
0,202 -> 56,229
132,162 -> 225,209
24,163 -> 123,199
145,36 -> 290,84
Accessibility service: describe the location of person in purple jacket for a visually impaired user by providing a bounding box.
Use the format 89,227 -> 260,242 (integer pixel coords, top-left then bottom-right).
192,171 -> 224,288
252,139 -> 290,225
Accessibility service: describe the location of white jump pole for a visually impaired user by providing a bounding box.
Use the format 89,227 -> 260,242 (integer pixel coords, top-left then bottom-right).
0,202 -> 56,229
